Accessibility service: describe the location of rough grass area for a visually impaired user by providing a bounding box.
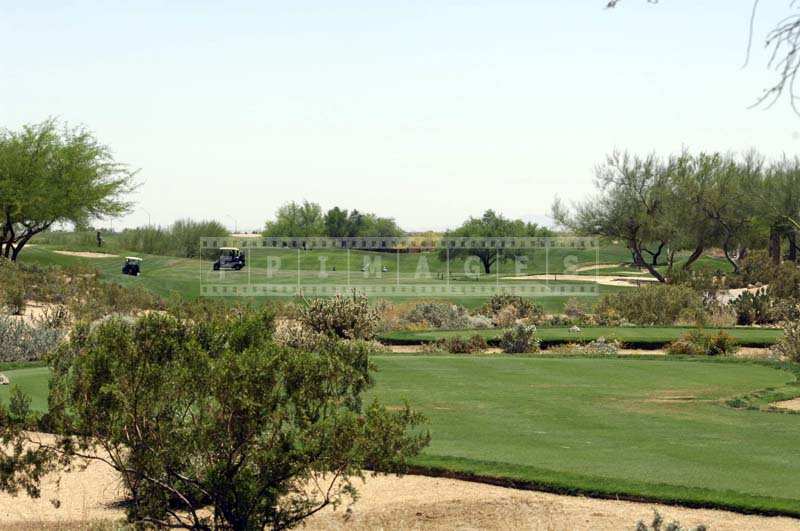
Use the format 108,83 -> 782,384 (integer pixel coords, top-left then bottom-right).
367,356 -> 800,516
381,326 -> 784,348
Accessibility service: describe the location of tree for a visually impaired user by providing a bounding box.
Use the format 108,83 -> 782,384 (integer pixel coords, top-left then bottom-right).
0,307 -> 428,530
263,201 -> 324,237
553,152 -> 676,282
323,206 -> 349,237
0,119 -> 135,261
441,210 -> 552,274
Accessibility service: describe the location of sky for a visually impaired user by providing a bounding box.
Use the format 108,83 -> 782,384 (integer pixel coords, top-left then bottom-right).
2,1 -> 799,232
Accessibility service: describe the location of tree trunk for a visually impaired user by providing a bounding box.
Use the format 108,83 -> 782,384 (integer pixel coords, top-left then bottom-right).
769,226 -> 782,265
682,245 -> 704,271
788,232 -> 798,262
723,240 -> 741,275
631,240 -> 665,282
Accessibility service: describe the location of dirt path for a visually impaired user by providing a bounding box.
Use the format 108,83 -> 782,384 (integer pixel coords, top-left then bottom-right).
53,251 -> 117,259
1,462 -> 797,530
502,273 -> 657,287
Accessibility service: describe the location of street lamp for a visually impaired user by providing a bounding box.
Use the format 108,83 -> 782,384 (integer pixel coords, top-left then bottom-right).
225,214 -> 238,234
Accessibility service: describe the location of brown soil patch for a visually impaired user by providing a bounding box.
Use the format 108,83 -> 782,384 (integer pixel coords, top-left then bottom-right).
772,397 -> 800,411
53,251 -> 117,259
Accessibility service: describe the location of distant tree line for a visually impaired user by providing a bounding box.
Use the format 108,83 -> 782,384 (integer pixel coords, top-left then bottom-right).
262,201 -> 404,238
553,151 -> 800,282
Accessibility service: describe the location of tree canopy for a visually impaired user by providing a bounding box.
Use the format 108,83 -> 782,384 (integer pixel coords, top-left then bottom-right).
441,210 -> 553,274
0,119 -> 135,260
553,150 -> 800,282
263,201 -> 404,238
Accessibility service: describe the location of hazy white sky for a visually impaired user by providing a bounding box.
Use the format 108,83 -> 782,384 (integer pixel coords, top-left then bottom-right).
2,1 -> 799,232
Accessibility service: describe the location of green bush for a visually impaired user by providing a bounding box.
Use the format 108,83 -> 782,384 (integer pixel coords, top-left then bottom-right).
768,263 -> 800,300
739,250 -> 776,286
0,309 -> 428,529
499,324 -> 540,354
666,329 -> 739,357
731,289 -> 775,325
298,293 -> 379,340
595,284 -> 704,326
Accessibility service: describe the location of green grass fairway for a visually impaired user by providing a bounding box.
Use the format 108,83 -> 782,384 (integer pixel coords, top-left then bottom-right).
381,326 -> 784,348
0,366 -> 50,412
370,356 -> 800,515
18,245 -> 632,312
4,357 -> 800,514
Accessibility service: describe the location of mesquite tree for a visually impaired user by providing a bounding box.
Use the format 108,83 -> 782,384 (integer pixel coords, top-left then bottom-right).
0,307 -> 429,530
0,119 -> 135,260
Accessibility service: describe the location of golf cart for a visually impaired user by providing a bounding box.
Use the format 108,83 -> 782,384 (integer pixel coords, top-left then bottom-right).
122,256 -> 142,276
213,247 -> 246,271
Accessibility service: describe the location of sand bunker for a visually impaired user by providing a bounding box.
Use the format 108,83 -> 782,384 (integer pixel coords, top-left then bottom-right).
502,273 -> 657,287
772,398 -> 800,412
53,251 -> 117,259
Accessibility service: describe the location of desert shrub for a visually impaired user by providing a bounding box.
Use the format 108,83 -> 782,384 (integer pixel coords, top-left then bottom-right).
636,509 -> 707,531
33,305 -> 72,330
492,304 -> 519,327
595,284 -> 704,326
666,329 -> 738,357
771,299 -> 800,323
466,313 -> 494,329
593,306 -> 623,326
433,334 -> 488,354
481,294 -> 544,325
2,282 -> 26,316
730,289 -> 776,325
0,309 -> 428,529
298,293 -> 379,339
563,297 -> 590,323
0,261 -> 161,321
117,219 -> 229,259
0,315 -> 64,362
768,262 -> 800,300
702,301 -> 737,327
771,320 -> 800,362
404,301 -> 472,329
273,318 -> 321,349
739,250 -> 776,286
547,337 -> 621,356
705,330 -> 739,356
499,324 -> 540,354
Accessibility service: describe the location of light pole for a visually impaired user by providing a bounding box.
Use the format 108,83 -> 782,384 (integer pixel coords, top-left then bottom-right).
141,208 -> 152,227
226,214 -> 238,234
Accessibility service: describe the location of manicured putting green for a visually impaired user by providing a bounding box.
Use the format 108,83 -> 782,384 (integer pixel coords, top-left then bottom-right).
369,356 -> 800,515
381,326 -> 784,348
0,366 -> 50,412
